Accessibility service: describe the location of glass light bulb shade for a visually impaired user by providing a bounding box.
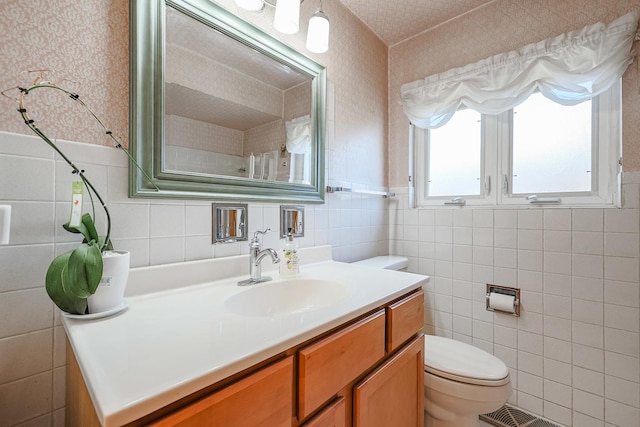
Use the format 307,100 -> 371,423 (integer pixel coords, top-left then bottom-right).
274,0 -> 300,34
305,11 -> 329,53
233,0 -> 264,11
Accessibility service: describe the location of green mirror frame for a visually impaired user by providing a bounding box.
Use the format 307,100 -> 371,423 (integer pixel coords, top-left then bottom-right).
129,0 -> 326,203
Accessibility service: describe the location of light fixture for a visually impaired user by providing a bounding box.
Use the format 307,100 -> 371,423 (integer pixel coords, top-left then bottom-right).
233,0 -> 330,52
273,0 -> 300,34
305,4 -> 329,53
233,0 -> 265,12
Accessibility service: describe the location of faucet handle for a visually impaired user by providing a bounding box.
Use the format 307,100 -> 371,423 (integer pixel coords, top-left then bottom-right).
253,228 -> 271,238
252,228 -> 271,243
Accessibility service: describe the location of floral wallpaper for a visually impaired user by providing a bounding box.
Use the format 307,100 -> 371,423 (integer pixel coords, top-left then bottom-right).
388,0 -> 640,187
0,1 -> 390,424
0,0 -> 129,148
0,0 -> 389,188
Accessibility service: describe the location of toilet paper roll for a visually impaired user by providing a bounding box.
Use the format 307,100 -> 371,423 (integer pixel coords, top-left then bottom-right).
489,292 -> 516,313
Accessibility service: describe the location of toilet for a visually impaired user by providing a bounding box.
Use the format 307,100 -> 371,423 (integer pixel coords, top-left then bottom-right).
351,255 -> 408,271
353,256 -> 512,427
424,335 -> 511,427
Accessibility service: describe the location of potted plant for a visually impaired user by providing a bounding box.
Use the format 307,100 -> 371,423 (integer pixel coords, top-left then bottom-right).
4,71 -> 156,315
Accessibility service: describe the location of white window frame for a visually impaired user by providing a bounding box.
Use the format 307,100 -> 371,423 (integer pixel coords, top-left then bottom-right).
413,80 -> 621,208
414,114 -> 495,207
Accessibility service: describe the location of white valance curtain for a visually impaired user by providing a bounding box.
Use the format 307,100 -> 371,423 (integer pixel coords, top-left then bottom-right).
285,115 -> 311,154
400,10 -> 639,129
285,115 -> 312,184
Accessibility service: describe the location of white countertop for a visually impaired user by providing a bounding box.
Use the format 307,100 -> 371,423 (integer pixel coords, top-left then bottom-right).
63,247 -> 428,426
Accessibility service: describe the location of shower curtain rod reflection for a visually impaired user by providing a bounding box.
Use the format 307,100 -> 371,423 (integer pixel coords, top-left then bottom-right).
326,186 -> 395,198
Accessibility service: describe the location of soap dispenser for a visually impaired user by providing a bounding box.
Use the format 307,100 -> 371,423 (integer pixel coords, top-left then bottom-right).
280,228 -> 299,276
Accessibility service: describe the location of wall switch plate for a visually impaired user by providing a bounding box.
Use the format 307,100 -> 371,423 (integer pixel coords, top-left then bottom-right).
0,205 -> 11,245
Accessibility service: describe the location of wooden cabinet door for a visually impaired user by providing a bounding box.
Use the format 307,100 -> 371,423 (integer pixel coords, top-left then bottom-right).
353,335 -> 424,427
386,290 -> 424,352
150,356 -> 293,427
301,397 -> 346,427
298,310 -> 385,419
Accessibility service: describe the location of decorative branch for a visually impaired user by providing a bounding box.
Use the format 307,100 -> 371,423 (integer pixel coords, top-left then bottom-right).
2,69 -> 158,252
1,70 -> 160,314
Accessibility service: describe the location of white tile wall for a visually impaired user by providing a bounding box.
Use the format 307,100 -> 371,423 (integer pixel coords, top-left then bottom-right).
0,130 -> 389,425
390,183 -> 640,427
0,372 -> 53,426
2,140 -> 639,427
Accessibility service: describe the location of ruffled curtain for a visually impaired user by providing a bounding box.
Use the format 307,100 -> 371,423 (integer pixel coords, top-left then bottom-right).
400,10 -> 639,129
285,115 -> 311,154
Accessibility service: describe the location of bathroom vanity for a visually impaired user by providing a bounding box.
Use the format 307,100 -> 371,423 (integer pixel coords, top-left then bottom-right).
64,246 -> 427,426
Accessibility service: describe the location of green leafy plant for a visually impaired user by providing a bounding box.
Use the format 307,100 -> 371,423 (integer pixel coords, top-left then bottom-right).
46,213 -> 107,314
4,71 -> 156,314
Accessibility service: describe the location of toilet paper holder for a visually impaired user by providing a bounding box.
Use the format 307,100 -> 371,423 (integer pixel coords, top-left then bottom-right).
486,284 -> 520,316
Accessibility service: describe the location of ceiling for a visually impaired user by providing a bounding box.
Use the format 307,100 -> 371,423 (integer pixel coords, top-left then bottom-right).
337,0 -> 495,46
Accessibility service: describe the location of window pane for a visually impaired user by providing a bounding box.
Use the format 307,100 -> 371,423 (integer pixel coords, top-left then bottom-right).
512,93 -> 592,194
428,109 -> 482,197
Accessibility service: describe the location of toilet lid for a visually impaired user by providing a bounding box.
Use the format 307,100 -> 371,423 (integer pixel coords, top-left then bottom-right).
424,335 -> 510,386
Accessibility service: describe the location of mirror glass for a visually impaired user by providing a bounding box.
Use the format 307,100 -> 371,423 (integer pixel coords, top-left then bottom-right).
130,0 -> 326,203
280,205 -> 304,237
213,203 -> 248,243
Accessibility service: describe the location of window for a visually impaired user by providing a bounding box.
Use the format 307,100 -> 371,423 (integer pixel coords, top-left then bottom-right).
414,81 -> 621,207
511,93 -> 592,195
414,108 -> 492,207
427,108 -> 482,197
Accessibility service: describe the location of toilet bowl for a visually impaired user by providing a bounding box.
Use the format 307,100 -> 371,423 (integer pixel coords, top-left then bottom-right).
424,335 -> 511,427
352,256 -> 512,427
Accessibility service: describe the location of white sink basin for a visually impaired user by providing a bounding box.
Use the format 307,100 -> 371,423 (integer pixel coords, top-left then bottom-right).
224,279 -> 349,317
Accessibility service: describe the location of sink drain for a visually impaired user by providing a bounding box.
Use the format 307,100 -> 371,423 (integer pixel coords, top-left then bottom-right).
480,404 -> 565,427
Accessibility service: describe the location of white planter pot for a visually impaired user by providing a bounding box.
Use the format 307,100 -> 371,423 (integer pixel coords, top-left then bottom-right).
87,251 -> 130,314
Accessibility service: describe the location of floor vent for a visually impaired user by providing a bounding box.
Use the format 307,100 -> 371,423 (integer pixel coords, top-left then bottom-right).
480,404 -> 565,427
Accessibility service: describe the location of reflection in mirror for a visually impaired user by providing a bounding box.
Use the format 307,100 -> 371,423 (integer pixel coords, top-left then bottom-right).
213,203 -> 248,243
130,0 -> 326,203
280,205 -> 304,238
165,6 -> 313,184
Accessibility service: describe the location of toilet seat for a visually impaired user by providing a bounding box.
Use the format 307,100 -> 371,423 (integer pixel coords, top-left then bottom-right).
424,335 -> 510,387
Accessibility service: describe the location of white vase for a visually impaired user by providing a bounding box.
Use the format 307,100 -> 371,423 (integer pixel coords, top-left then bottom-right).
87,250 -> 130,314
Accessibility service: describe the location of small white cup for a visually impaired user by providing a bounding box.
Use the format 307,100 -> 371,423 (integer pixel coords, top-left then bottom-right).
87,251 -> 130,313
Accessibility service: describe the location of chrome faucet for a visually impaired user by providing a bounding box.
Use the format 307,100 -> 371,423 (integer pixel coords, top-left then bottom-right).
238,228 -> 280,286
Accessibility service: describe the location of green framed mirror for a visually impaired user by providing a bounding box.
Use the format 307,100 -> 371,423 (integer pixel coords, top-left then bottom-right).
130,0 -> 326,203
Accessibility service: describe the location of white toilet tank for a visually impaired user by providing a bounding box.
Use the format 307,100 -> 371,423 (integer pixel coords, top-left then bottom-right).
352,255 -> 408,271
